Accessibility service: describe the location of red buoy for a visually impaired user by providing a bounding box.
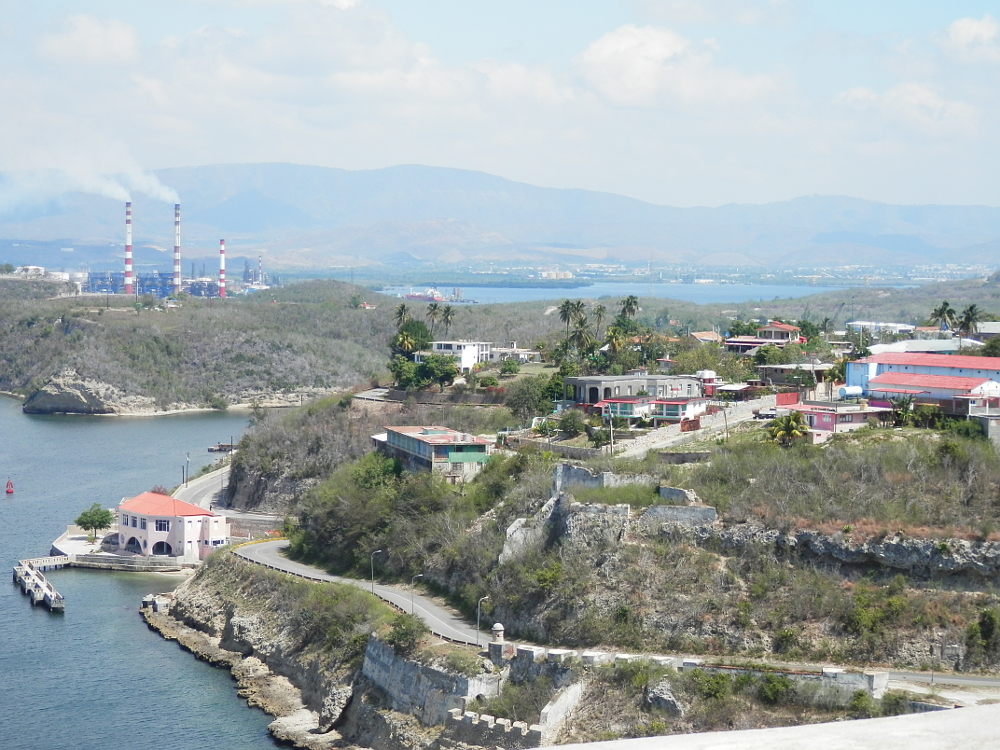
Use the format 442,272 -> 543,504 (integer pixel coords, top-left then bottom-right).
5,479 -> 13,494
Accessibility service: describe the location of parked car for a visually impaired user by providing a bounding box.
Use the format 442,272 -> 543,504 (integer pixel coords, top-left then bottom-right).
754,408 -> 777,420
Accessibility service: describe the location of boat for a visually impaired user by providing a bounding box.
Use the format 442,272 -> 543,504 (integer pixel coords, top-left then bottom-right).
404,288 -> 445,302
5,479 -> 13,494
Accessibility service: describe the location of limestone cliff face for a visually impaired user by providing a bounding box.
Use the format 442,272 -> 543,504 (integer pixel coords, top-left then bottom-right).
22,369 -> 168,415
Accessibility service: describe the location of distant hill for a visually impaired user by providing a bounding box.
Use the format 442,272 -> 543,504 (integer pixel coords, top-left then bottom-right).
1,163 -> 999,270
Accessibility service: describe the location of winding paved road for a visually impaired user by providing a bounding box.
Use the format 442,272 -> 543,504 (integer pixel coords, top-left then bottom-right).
233,543 -> 1000,692
236,540 -> 483,646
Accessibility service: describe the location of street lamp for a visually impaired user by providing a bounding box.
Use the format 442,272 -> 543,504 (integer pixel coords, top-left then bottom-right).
185,452 -> 191,488
411,573 -> 424,614
370,550 -> 383,593
477,595 -> 490,647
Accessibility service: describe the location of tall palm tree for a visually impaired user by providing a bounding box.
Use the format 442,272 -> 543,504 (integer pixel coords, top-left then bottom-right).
819,317 -> 833,337
558,299 -> 576,340
593,304 -> 607,337
570,315 -> 596,355
767,411 -> 807,446
393,303 -> 411,330
426,302 -> 441,335
959,304 -> 983,340
621,295 -> 640,319
441,305 -> 456,337
929,301 -> 957,331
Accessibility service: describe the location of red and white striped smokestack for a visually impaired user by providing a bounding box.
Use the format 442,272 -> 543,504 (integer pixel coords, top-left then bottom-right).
124,202 -> 133,295
219,239 -> 226,299
173,204 -> 181,296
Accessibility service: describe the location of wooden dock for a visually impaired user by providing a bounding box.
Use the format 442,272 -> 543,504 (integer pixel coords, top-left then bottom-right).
12,556 -> 69,612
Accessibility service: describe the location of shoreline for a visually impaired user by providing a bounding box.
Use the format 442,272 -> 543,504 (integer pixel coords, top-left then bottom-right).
0,391 -> 302,418
142,600 -> 340,750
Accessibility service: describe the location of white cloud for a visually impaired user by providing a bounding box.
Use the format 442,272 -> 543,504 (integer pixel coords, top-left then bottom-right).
578,24 -> 774,105
837,82 -> 979,136
36,15 -> 138,64
938,14 -> 1000,63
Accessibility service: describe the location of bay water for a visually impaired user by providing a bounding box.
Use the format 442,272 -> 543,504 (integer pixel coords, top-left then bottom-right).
0,396 -> 279,750
384,282 -> 851,306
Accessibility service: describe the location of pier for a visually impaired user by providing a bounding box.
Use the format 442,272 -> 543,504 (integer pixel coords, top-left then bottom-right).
13,556 -> 69,612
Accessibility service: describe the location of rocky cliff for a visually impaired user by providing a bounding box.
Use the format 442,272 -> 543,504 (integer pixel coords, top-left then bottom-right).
22,369 -> 162,414
146,554 -> 496,750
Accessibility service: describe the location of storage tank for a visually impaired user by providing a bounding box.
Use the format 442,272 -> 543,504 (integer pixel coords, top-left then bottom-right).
838,385 -> 863,399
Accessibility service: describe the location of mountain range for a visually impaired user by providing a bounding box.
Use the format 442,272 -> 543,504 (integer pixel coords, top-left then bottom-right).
1,162 -> 999,271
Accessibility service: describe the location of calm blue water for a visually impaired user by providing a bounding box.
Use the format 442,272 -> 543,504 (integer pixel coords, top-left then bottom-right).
0,397 -> 278,750
385,282 -> 849,305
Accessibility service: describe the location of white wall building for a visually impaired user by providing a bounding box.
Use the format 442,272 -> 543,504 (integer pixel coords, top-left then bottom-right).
416,341 -> 492,372
115,492 -> 230,563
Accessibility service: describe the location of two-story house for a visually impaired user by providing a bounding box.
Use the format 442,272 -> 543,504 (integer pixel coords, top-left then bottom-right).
371,425 -> 494,482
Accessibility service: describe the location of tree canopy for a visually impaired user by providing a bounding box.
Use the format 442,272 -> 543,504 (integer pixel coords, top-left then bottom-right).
75,503 -> 115,542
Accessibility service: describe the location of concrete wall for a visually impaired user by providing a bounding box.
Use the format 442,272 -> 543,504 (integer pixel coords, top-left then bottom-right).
361,638 -> 502,726
681,661 -> 888,701
639,505 -> 717,525
444,709 -> 542,748
553,463 -> 657,494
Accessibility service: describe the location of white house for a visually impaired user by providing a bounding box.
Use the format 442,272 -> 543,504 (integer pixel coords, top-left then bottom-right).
114,492 -> 230,562
416,341 -> 492,372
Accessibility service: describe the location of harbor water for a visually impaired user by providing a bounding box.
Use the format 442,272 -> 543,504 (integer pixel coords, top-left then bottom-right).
0,396 -> 279,750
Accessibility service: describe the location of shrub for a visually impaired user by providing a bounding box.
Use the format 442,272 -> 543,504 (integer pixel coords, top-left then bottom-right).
847,690 -> 877,719
757,673 -> 795,706
479,375 -> 499,388
385,613 -> 429,656
880,691 -> 911,716
500,359 -> 521,375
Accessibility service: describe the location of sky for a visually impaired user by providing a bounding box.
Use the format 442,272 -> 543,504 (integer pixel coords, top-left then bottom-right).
2,0 -> 1000,208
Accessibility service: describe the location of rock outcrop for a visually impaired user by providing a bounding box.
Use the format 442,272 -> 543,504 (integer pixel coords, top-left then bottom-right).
22,370 -> 159,414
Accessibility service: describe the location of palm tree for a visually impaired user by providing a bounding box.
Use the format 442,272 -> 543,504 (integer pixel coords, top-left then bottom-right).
767,411 -> 807,446
604,325 -> 627,356
558,299 -> 576,339
426,302 -> 441,335
959,304 -> 983,340
441,305 -> 456,337
593,304 -> 607,337
393,303 -> 411,330
570,316 -> 596,355
393,331 -> 416,355
929,301 -> 957,331
621,295 -> 640,319
819,317 -> 833,337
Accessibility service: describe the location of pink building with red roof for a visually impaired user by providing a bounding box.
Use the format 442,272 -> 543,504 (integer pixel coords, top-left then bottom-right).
114,492 -> 230,562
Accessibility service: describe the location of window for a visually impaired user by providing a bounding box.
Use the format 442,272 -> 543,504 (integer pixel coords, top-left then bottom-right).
155,519 -> 170,532
839,414 -> 853,423
212,539 -> 225,546
121,514 -> 128,526
131,517 -> 137,527
140,519 -> 147,530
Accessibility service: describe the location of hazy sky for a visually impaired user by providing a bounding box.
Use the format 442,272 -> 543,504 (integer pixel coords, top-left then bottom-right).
3,0 -> 1000,207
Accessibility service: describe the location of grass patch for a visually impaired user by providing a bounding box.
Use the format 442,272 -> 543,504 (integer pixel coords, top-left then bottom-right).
571,483 -> 661,510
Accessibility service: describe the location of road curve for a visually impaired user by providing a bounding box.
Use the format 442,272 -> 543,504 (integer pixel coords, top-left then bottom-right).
233,546 -> 1000,690
235,540 -> 483,646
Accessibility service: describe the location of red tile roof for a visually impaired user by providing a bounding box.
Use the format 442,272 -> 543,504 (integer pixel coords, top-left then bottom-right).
119,492 -> 212,517
867,372 -> 992,392
862,353 -> 1000,370
759,322 -> 800,332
